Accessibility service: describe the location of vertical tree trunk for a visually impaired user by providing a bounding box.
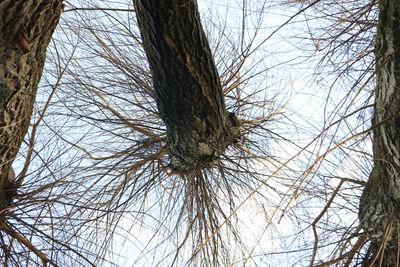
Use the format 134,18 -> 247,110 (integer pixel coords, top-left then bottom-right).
359,0 -> 400,265
133,0 -> 240,172
0,1 -> 63,208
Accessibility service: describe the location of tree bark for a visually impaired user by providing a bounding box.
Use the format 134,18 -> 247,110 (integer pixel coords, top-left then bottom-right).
359,0 -> 400,265
0,1 -> 63,208
133,0 -> 240,172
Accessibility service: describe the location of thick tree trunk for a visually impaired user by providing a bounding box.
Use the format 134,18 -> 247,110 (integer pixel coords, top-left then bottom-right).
0,1 -> 62,208
133,0 -> 239,172
359,0 -> 400,265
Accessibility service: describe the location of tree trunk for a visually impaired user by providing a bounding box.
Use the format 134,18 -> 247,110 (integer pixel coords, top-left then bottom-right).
359,0 -> 400,265
133,0 -> 240,172
0,1 -> 63,208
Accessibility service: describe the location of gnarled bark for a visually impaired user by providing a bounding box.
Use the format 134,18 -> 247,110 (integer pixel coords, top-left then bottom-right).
133,0 -> 240,172
359,0 -> 400,265
0,1 -> 63,208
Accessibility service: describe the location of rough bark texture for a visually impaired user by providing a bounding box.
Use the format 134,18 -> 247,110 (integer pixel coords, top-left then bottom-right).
133,0 -> 240,172
359,0 -> 400,265
0,1 -> 62,209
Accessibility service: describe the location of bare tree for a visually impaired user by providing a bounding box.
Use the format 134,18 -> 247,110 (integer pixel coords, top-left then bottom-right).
0,1 -> 66,265
3,0 -> 398,266
359,0 -> 400,265
0,0 -> 62,207
134,0 -> 240,172
39,0 -> 380,265
40,0 -> 285,265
